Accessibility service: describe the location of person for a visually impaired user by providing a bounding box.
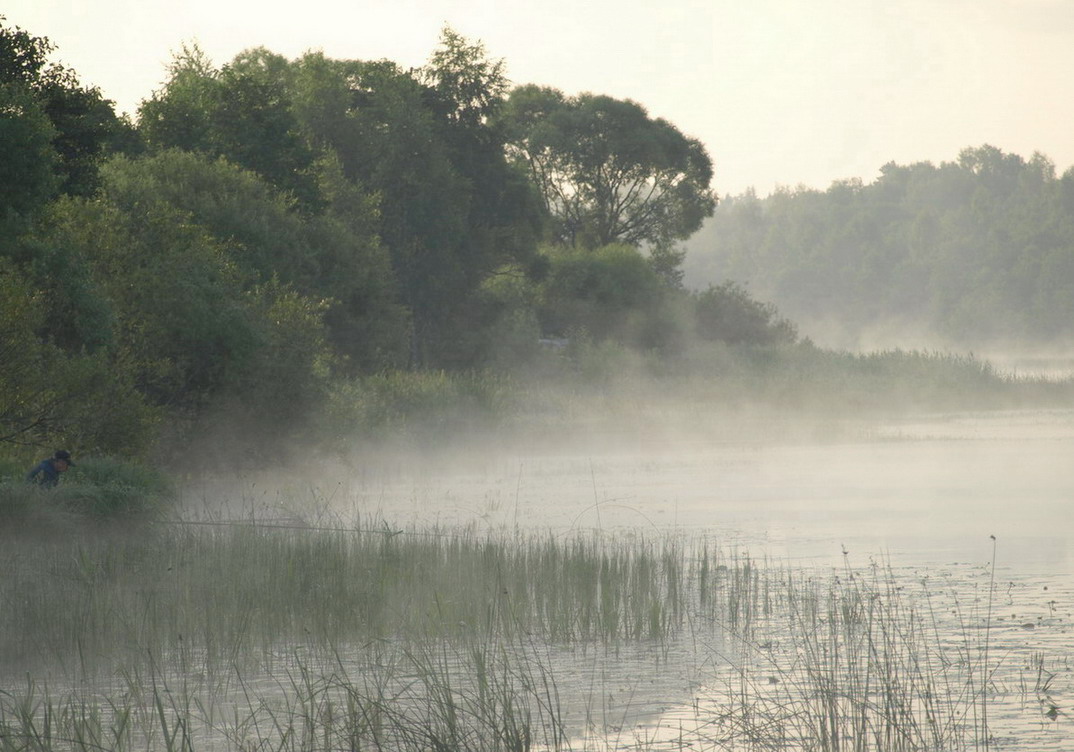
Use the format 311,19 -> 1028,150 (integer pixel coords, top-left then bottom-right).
26,449 -> 76,488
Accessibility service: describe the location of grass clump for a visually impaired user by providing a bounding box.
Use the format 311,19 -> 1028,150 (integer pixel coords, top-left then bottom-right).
0,455 -> 171,525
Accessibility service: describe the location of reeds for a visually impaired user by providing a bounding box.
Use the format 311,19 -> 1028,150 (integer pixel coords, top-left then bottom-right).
0,521 -> 688,678
0,520 -> 1061,752
0,642 -> 568,752
686,556 -> 1008,752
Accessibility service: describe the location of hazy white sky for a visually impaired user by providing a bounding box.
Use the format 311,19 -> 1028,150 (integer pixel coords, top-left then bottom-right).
6,0 -> 1074,197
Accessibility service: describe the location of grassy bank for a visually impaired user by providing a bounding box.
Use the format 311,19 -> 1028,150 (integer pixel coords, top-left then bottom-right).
7,339 -> 1072,474
312,343 -> 1074,456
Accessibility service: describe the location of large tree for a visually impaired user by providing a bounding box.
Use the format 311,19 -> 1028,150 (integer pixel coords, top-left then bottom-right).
286,32 -> 543,366
500,85 -> 716,251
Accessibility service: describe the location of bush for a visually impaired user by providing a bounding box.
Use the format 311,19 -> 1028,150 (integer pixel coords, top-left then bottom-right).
538,244 -> 680,349
694,281 -> 798,346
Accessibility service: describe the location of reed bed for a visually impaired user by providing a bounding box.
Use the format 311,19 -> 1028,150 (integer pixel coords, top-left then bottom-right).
0,521 -> 689,678
0,520 -> 1062,751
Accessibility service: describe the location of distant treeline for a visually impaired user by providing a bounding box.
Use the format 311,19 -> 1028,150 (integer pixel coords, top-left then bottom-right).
684,146 -> 1074,349
5,18 -> 820,458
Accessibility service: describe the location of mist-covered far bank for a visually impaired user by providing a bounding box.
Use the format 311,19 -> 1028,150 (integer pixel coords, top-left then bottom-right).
684,145 -> 1074,359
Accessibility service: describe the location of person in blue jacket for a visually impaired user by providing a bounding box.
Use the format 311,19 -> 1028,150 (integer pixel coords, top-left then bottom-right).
26,449 -> 76,488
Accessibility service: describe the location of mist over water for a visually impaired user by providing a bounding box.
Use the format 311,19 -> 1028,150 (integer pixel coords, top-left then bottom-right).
192,408 -> 1074,576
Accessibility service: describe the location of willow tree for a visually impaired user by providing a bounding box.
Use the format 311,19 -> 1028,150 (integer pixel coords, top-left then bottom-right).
500,85 -> 716,252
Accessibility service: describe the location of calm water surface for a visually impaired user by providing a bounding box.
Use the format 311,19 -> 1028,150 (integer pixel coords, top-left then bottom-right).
348,409 -> 1073,574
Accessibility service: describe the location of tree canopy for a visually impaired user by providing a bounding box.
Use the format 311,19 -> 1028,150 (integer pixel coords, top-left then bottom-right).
500,85 -> 717,251
2,18 -> 829,459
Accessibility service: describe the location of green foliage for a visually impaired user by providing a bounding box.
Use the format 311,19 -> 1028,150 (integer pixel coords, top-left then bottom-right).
695,281 -> 798,346
539,244 -> 680,349
85,199 -> 259,407
36,69 -> 133,196
19,198 -> 116,351
1,17 -> 134,199
139,44 -> 322,210
464,267 -> 544,369
501,84 -> 716,250
0,16 -> 51,84
0,259 -> 156,454
288,39 -> 543,366
136,33 -> 543,368
228,280 -> 332,428
0,81 -> 58,234
422,26 -> 507,128
100,150 -> 407,370
685,145 -> 1074,348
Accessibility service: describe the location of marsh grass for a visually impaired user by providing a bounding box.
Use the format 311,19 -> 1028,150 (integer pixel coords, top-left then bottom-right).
0,521 -> 689,679
683,557 -> 1008,752
0,638 -> 577,752
0,519 -> 1060,752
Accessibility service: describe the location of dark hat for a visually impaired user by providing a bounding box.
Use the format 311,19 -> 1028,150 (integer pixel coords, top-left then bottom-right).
54,449 -> 76,466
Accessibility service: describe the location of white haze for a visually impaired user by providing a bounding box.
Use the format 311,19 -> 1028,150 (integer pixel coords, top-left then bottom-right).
177,409 -> 1074,582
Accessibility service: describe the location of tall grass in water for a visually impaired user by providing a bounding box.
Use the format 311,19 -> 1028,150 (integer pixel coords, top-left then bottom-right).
0,520 -> 1031,752
0,521 -> 688,749
0,522 -> 687,678
693,557 -> 1000,752
0,639 -> 570,752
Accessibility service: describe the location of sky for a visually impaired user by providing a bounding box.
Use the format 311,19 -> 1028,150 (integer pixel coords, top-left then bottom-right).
6,0 -> 1074,197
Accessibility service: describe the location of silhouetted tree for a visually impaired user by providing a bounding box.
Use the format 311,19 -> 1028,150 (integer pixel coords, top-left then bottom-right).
500,85 -> 716,251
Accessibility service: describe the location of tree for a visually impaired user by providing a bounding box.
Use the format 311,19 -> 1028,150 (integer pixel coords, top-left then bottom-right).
0,81 -> 58,236
99,149 -> 408,370
139,45 -> 322,211
538,243 -> 677,349
1,17 -> 136,199
685,145 -> 1074,349
501,85 -> 716,251
0,257 -> 155,454
289,35 -> 542,367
